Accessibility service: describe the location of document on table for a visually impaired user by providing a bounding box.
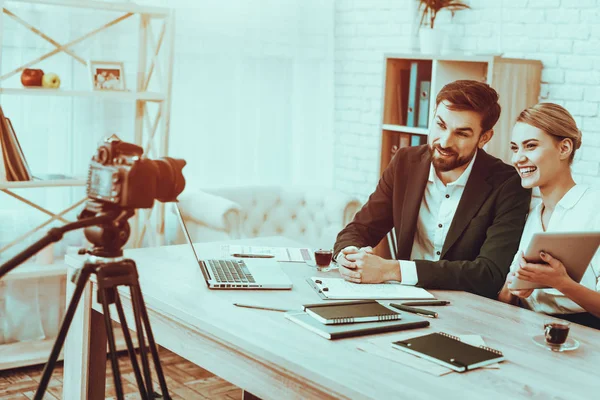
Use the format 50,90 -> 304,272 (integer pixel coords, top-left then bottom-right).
357,334 -> 500,376
221,244 -> 314,263
307,277 -> 435,300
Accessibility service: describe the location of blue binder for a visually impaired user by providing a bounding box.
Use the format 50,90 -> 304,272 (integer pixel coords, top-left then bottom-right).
406,62 -> 429,127
417,81 -> 431,128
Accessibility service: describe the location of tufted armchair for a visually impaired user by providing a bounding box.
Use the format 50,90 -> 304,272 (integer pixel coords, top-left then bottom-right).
169,186 -> 362,249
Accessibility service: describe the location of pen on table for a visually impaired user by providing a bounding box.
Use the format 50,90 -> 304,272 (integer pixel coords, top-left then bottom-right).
231,253 -> 275,259
233,303 -> 290,312
389,303 -> 438,318
400,300 -> 451,307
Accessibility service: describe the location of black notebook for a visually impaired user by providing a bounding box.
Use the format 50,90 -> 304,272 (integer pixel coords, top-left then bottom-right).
285,311 -> 429,340
391,332 -> 504,372
303,300 -> 400,325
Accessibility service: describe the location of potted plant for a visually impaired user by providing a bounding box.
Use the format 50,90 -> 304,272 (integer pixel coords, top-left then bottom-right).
417,0 -> 470,54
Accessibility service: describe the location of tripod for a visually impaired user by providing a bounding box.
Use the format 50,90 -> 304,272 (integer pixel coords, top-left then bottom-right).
0,206 -> 170,400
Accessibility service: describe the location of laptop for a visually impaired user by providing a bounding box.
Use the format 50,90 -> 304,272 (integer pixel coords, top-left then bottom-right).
174,204 -> 293,290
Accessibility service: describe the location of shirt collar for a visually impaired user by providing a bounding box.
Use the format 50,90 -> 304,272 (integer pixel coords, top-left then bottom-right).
556,184 -> 589,210
428,150 -> 478,187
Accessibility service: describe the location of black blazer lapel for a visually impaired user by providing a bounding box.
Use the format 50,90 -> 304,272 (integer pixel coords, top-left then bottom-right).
396,148 -> 430,259
441,152 -> 493,257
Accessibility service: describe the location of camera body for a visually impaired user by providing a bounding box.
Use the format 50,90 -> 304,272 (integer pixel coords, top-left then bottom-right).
87,136 -> 185,209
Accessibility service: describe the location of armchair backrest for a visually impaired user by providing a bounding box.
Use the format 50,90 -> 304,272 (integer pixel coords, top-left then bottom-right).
205,186 -> 361,249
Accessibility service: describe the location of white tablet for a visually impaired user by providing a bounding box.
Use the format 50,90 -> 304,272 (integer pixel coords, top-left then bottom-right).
509,232 -> 600,290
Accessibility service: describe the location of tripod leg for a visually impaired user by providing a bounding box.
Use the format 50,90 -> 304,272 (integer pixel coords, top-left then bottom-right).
99,288 -> 125,400
130,286 -> 155,398
114,292 -> 148,399
34,266 -> 94,400
132,286 -> 171,400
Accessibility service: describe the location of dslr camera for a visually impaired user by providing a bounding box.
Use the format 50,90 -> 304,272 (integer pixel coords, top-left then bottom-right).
87,135 -> 186,209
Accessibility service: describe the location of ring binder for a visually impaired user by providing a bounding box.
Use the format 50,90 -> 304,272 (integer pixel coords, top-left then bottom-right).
479,346 -> 503,356
439,332 -> 461,342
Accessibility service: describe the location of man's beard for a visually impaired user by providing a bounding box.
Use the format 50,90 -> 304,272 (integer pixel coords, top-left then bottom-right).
430,144 -> 477,172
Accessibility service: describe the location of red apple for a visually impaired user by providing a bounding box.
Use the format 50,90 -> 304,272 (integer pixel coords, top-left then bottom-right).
21,68 -> 44,86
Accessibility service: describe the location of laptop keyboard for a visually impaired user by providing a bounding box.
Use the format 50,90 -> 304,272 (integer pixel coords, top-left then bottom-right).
208,260 -> 256,283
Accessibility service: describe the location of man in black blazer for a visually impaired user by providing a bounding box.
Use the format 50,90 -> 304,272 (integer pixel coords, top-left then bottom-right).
334,80 -> 531,298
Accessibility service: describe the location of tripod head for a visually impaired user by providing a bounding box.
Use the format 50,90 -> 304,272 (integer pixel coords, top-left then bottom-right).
78,201 -> 135,258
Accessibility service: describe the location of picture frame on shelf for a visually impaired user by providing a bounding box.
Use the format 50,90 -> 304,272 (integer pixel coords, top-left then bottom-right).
90,61 -> 126,91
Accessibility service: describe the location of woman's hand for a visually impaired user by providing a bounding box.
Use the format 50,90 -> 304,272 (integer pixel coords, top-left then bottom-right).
516,251 -> 573,291
507,271 -> 534,298
506,254 -> 535,299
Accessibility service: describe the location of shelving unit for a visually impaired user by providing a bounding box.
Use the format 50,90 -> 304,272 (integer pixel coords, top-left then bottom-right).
381,124 -> 428,135
0,178 -> 86,189
376,53 -> 542,257
0,87 -> 165,101
0,0 -> 174,369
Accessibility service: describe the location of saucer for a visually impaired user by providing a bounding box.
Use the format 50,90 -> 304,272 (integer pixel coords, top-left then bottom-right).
531,335 -> 580,352
306,263 -> 337,272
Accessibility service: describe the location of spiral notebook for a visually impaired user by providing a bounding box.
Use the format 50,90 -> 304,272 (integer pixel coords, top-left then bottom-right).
391,332 -> 504,372
303,300 -> 401,325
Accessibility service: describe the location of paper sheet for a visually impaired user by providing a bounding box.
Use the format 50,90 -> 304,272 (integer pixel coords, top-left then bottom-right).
357,333 -> 500,376
309,277 -> 435,300
221,244 -> 314,262
357,340 -> 452,376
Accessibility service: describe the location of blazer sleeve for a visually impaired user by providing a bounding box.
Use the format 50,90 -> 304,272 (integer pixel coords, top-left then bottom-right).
333,150 -> 402,259
414,174 -> 531,298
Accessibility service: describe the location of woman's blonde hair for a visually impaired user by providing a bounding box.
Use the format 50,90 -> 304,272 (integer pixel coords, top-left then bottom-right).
516,103 -> 582,163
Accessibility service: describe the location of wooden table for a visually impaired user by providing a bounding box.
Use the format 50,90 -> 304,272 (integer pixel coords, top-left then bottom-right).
62,237 -> 599,400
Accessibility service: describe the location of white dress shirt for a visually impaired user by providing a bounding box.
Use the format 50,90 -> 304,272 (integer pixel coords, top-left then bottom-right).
399,152 -> 477,285
511,185 -> 600,314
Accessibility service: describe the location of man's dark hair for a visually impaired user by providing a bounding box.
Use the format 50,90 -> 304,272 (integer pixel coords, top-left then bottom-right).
436,80 -> 501,134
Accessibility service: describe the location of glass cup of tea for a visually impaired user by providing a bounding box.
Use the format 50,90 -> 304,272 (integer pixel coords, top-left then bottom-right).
314,249 -> 333,271
544,320 -> 570,346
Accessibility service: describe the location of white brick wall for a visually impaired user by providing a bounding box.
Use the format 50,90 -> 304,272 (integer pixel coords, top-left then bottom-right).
334,0 -> 600,199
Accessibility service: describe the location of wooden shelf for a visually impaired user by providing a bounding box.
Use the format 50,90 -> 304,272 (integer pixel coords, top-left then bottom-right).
384,52 -> 543,66
0,87 -> 165,102
382,124 -> 428,135
384,52 -> 499,63
12,0 -> 169,16
0,178 -> 86,189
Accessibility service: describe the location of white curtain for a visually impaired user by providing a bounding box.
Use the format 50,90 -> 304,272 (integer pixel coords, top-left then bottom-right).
166,0 -> 335,189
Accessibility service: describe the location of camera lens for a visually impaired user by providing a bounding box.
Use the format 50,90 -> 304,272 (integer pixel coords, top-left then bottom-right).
96,146 -> 110,165
153,157 -> 186,202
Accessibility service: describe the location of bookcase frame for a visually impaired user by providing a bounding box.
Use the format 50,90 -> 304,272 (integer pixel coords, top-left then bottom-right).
0,0 -> 174,370
377,53 -> 542,258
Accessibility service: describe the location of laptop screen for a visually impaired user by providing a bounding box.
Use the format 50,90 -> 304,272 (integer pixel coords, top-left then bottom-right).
174,203 -> 201,261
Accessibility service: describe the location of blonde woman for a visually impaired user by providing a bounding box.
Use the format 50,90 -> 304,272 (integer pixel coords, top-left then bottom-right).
498,103 -> 600,329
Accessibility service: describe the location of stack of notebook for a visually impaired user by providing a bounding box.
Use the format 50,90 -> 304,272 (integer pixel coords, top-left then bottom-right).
284,300 -> 430,340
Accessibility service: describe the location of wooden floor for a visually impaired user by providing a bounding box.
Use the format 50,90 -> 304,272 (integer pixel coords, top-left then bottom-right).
0,346 -> 242,400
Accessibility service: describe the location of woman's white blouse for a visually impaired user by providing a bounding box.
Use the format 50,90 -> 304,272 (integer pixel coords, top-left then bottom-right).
510,185 -> 600,314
